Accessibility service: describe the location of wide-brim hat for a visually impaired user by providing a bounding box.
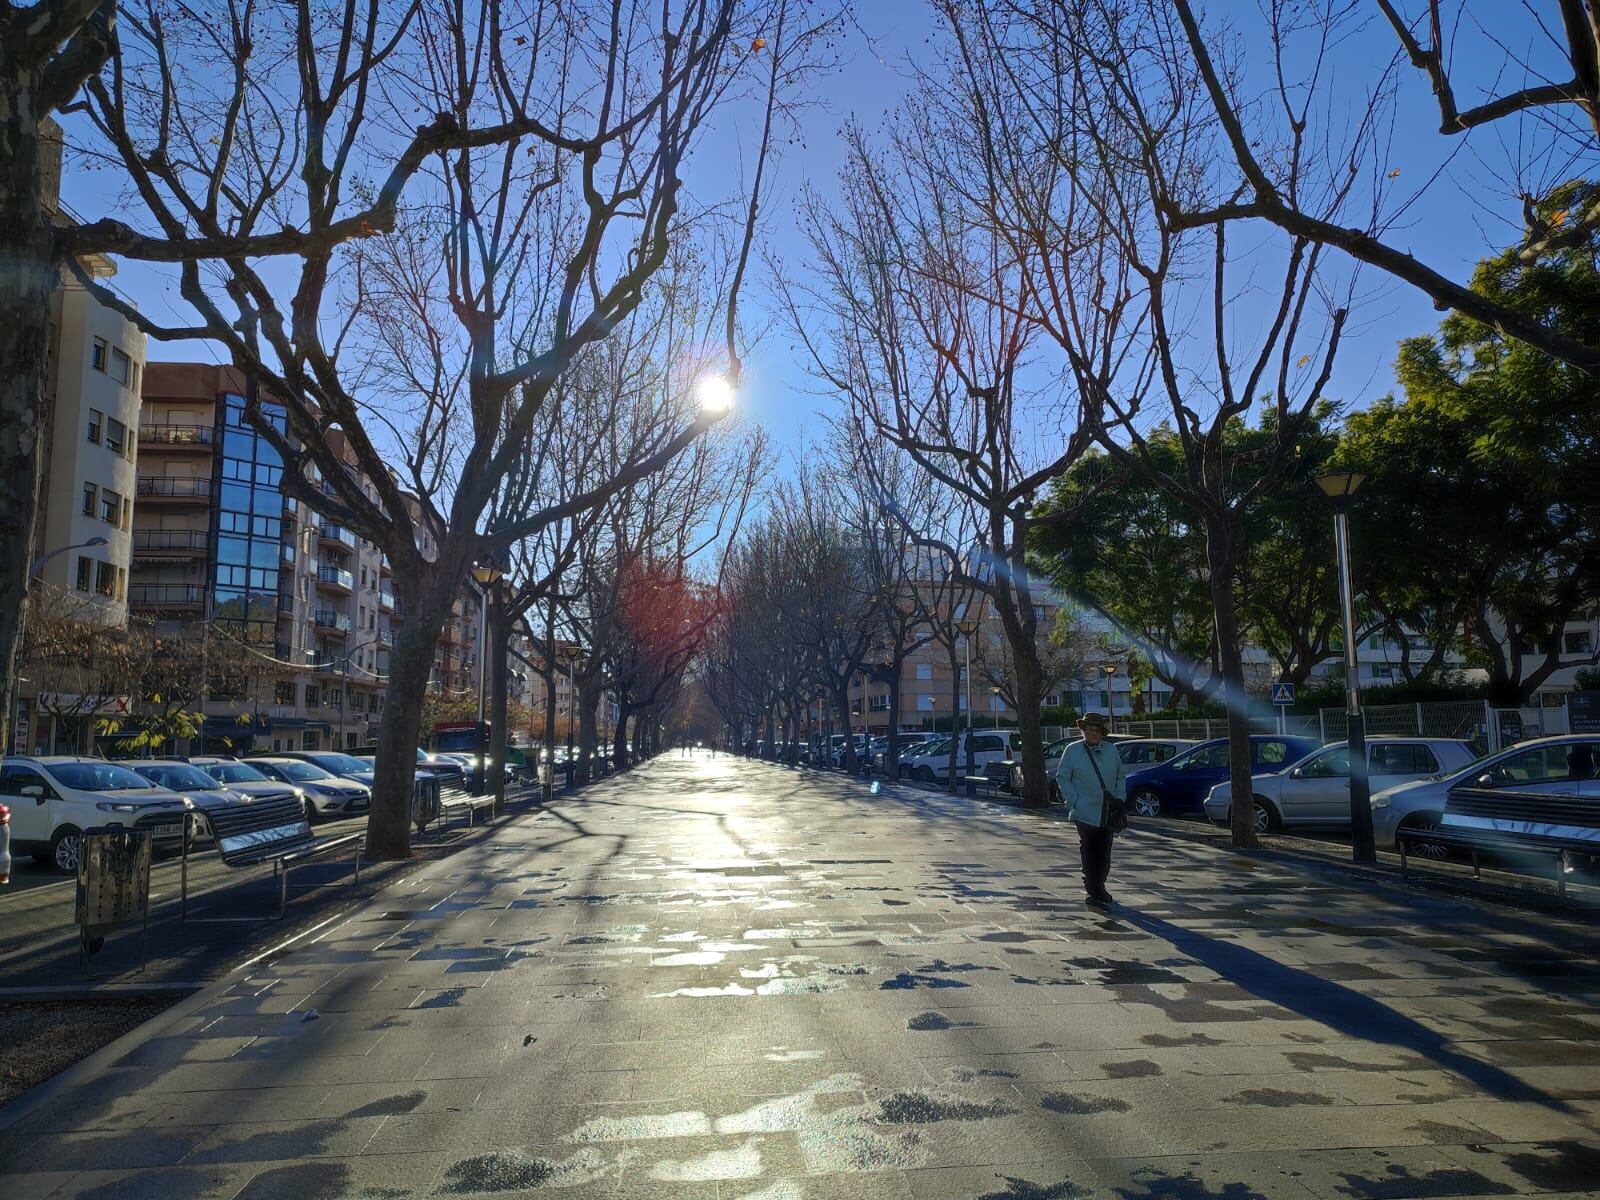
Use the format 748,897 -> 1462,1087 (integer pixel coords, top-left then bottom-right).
1076,712 -> 1110,733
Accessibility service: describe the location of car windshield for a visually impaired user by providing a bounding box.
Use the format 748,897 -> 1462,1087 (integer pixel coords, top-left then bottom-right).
308,753 -> 368,773
267,761 -> 335,782
204,762 -> 269,783
47,762 -> 158,792
1045,737 -> 1076,757
136,764 -> 219,791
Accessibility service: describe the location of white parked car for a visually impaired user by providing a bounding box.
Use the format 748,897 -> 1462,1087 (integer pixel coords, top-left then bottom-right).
1205,737 -> 1477,834
244,756 -> 370,821
0,757 -> 191,874
904,730 -> 1021,783
1372,734 -> 1600,858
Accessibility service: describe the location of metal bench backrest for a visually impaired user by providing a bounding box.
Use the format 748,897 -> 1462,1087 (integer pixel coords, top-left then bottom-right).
1442,786 -> 1600,845
207,795 -> 318,865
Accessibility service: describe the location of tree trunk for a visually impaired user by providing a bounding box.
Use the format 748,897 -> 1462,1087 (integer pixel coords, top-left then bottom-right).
577,676 -> 599,782
370,599 -> 446,859
1010,636 -> 1048,808
946,644 -> 961,790
488,596 -> 509,817
1205,520 -> 1258,850
613,702 -> 632,767
886,652 -> 904,777
0,94 -> 54,758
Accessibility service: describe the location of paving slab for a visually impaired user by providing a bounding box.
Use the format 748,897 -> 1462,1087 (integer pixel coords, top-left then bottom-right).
2,752 -> 1598,1199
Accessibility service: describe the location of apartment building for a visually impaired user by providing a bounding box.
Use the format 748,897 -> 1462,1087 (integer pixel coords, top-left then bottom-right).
14,135 -> 147,754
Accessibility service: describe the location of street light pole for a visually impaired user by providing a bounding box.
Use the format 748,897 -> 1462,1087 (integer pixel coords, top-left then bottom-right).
1316,472 -> 1376,864
956,615 -> 979,796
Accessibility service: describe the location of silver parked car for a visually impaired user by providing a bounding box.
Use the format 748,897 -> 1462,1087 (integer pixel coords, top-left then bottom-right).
244,756 -> 370,821
1372,735 -> 1600,858
126,760 -> 264,836
1205,737 -> 1477,834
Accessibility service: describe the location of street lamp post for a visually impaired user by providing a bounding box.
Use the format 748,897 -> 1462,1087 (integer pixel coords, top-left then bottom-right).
470,552 -> 506,795
1315,471 -> 1376,864
956,615 -> 979,796
1100,664 -> 1117,731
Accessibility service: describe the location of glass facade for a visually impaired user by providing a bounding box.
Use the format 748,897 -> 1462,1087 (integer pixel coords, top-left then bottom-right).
212,393 -> 286,647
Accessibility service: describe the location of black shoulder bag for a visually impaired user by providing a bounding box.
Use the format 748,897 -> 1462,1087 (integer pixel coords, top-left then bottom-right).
1085,745 -> 1128,835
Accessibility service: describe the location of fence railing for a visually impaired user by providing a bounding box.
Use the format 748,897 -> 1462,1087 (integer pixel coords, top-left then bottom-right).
131,528 -> 207,552
137,476 -> 212,499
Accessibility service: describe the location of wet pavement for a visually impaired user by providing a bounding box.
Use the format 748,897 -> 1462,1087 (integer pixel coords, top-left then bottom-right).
2,751 -> 1598,1199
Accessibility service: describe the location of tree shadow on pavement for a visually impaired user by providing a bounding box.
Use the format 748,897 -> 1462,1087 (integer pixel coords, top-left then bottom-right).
1115,907 -> 1571,1112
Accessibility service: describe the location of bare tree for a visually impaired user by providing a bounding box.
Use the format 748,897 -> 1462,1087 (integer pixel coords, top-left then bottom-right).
959,0 -> 1355,845
24,1 -> 805,858
1166,0 -> 1600,375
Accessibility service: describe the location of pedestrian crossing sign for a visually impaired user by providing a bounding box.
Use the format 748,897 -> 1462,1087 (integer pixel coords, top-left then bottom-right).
1270,682 -> 1295,706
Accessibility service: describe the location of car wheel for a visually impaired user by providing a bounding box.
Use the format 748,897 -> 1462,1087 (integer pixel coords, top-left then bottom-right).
1401,815 -> 1450,860
303,796 -> 319,823
914,766 -> 935,783
1252,799 -> 1280,835
49,827 -> 83,875
1130,790 -> 1162,818
1050,781 -> 1063,806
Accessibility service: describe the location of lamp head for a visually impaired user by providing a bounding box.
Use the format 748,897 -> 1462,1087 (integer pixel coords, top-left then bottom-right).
955,618 -> 979,636
1314,471 -> 1367,504
85,536 -> 109,549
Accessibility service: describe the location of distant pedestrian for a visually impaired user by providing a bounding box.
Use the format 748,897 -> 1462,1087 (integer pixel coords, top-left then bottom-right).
1055,712 -> 1127,908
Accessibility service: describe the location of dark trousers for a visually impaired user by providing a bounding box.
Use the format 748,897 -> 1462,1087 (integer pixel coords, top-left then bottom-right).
1075,820 -> 1114,897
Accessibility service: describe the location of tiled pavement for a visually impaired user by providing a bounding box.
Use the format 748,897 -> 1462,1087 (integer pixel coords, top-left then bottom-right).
3,752 -> 1599,1200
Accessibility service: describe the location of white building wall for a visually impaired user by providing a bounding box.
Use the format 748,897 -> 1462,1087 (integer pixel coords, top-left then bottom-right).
40,280 -> 145,623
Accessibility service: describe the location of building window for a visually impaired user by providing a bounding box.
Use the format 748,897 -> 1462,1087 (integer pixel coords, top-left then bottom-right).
91,338 -> 107,371
303,732 -> 317,750
87,409 -> 102,444
305,683 -> 318,706
1565,630 -> 1594,655
95,561 -> 116,597
1371,665 -> 1394,681
346,732 -> 359,750
81,482 -> 97,516
916,663 -> 933,681
121,496 -> 131,530
111,346 -> 132,387
105,417 -> 126,456
918,695 -> 934,712
75,556 -> 93,592
274,681 -> 296,705
100,489 -> 120,524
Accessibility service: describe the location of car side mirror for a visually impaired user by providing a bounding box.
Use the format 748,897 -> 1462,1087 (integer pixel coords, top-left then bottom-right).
1290,767 -> 1304,779
1476,773 -> 1495,787
21,785 -> 45,799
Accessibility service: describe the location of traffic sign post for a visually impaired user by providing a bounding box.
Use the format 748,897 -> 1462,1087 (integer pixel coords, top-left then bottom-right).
1271,681 -> 1294,734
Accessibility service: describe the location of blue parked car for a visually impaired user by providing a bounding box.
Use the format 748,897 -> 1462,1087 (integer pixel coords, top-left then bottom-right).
1124,735 -> 1321,818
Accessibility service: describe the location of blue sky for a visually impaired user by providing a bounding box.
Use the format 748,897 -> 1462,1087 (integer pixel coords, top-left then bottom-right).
63,4 -> 1574,471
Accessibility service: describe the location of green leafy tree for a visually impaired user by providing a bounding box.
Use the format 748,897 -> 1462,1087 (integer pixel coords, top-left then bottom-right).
1345,181 -> 1600,704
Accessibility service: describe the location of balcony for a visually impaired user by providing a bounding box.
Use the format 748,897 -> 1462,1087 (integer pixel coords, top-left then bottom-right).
318,523 -> 357,550
378,589 -> 396,613
131,528 -> 207,556
129,583 -> 205,609
440,620 -> 462,645
376,629 -> 395,649
274,642 -> 294,661
137,476 -> 212,502
316,565 -> 354,594
277,595 -> 295,617
379,553 -> 391,575
314,609 -> 353,634
310,657 -> 347,677
138,424 -> 215,451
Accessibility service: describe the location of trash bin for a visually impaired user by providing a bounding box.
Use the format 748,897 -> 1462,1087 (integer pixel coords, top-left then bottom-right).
412,776 -> 441,834
76,826 -> 153,973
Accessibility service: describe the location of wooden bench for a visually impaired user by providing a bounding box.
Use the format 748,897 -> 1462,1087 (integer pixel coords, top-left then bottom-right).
181,795 -> 362,921
437,784 -> 496,828
1398,784 -> 1600,900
